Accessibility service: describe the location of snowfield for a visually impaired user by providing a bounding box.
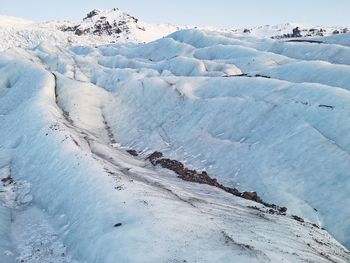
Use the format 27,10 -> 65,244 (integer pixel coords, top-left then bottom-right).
0,9 -> 180,52
0,10 -> 350,263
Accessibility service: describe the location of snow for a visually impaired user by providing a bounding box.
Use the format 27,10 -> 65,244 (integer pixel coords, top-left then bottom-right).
257,60 -> 350,90
0,9 -> 350,263
0,158 -> 77,263
11,206 -> 78,263
50,29 -> 350,250
0,9 -> 181,52
262,41 -> 350,65
309,33 -> 350,47
242,23 -> 346,38
66,8 -> 179,43
99,75 -> 350,243
0,154 -> 15,263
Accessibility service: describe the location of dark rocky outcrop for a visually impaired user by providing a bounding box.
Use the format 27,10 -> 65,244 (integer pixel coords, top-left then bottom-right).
255,74 -> 271,79
126,149 -> 138,156
84,9 -> 100,20
292,215 -> 305,223
147,151 -> 287,214
242,191 -> 262,202
271,26 -> 347,40
292,27 -> 302,37
1,175 -> 13,186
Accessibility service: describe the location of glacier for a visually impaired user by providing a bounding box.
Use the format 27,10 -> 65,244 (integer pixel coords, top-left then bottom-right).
0,9 -> 349,263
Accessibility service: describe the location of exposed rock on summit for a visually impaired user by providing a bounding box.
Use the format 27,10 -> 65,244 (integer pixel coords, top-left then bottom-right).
60,8 -> 145,38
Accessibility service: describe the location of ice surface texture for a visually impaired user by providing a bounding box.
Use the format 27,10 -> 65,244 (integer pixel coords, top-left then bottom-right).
0,19 -> 349,262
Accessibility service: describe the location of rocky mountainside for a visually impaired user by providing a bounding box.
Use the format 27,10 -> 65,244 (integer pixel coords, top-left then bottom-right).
61,9 -> 144,37
0,9 -> 348,51
59,10 -> 350,41
59,8 -> 179,42
232,23 -> 349,39
0,9 -> 179,51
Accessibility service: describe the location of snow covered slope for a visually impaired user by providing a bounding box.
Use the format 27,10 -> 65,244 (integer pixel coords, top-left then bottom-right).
1,8 -> 347,52
60,8 -> 179,43
0,9 -> 180,51
42,29 -> 350,249
0,43 -> 349,263
0,16 -> 93,51
232,23 -> 349,39
1,8 -> 350,263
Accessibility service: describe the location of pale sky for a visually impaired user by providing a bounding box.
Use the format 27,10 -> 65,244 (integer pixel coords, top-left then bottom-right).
0,0 -> 348,28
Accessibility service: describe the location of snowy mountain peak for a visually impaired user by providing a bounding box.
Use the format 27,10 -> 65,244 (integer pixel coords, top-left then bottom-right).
83,8 -> 138,23
61,8 -> 145,38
